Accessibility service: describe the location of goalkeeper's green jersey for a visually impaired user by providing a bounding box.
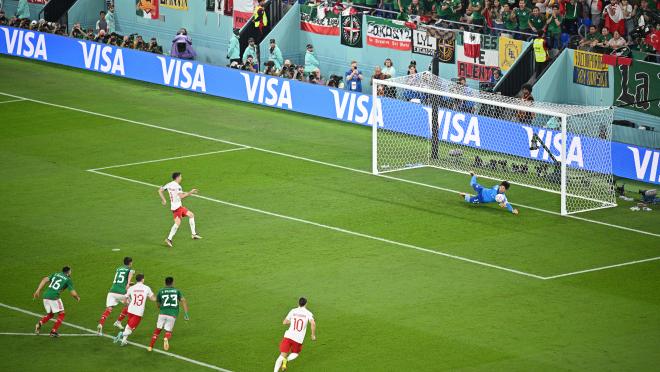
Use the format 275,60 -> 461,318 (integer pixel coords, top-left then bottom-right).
43,272 -> 74,300
109,265 -> 134,294
157,287 -> 184,317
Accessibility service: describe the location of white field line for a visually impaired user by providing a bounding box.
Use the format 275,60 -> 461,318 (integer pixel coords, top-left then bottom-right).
541,256 -> 660,280
89,147 -> 249,171
0,302 -> 233,372
0,91 -> 656,239
88,168 -> 547,280
0,98 -> 25,104
0,332 -> 96,337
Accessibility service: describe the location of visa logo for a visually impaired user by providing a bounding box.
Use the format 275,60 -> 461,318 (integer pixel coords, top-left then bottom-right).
329,90 -> 382,126
1,27 -> 47,60
522,126 -> 584,168
79,41 -> 125,75
628,147 -> 660,183
157,57 -> 206,92
242,73 -> 292,109
424,108 -> 481,147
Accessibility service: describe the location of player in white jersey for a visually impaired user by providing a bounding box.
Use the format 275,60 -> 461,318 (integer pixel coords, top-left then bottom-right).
113,274 -> 156,346
273,297 -> 317,372
158,172 -> 202,247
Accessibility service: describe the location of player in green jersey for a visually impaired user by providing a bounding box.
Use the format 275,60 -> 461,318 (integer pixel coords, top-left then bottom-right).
33,266 -> 80,337
148,277 -> 189,352
97,257 -> 135,335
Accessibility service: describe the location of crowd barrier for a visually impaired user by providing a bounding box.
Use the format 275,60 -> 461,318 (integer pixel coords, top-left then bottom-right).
1,26 -> 658,185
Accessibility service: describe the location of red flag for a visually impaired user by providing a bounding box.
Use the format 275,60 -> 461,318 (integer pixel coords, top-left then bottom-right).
645,30 -> 660,52
463,32 -> 481,58
601,53 -> 617,66
617,56 -> 632,66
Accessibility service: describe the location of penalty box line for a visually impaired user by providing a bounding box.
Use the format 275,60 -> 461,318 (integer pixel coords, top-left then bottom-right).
1,91 -> 657,239
88,168 -> 546,281
0,303 -> 234,372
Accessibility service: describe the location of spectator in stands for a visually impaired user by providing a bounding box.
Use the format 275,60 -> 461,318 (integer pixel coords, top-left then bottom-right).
146,37 -> 163,54
607,29 -> 628,50
529,7 -> 546,34
468,0 -> 485,26
604,0 -> 625,37
371,66 -> 387,88
16,0 -> 30,20
171,28 -> 196,60
106,5 -> 116,34
243,38 -> 258,64
501,3 -> 517,35
489,0 -> 505,35
227,29 -> 241,65
345,60 -> 364,92
621,0 -> 635,40
579,24 -> 603,49
513,0 -> 532,38
596,26 -> 612,50
267,39 -> 283,70
304,44 -> 320,75
587,0 -> 602,28
517,83 -> 535,124
489,67 -> 502,85
408,0 -> 424,21
545,5 -> 563,50
382,58 -> 396,78
0,10 -> 8,26
380,0 -> 396,18
96,11 -> 108,34
563,0 -> 581,35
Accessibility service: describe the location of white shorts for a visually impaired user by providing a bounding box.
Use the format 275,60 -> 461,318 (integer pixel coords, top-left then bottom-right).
106,292 -> 127,307
43,299 -> 64,314
156,314 -> 177,332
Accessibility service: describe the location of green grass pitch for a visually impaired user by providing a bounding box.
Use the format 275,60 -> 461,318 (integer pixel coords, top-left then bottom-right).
1,55 -> 659,371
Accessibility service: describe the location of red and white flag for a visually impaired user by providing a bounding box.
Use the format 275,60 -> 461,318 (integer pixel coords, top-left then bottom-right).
463,32 -> 481,58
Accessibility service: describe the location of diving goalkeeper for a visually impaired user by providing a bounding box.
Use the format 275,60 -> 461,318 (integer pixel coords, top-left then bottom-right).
460,172 -> 519,215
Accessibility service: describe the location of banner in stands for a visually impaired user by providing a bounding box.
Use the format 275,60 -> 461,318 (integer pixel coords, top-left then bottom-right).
340,13 -> 363,48
456,32 -> 498,82
233,0 -> 254,28
572,50 -> 609,88
365,16 -> 411,51
498,37 -> 523,71
0,26 -> 656,184
160,0 -> 189,10
136,0 -> 159,19
613,60 -> 660,117
27,0 -> 47,4
300,5 -> 339,35
411,28 -> 435,56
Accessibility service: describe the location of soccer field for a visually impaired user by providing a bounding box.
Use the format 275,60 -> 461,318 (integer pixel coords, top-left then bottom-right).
1,55 -> 659,371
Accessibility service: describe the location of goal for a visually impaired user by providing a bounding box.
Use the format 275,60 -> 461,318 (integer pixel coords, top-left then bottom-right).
372,72 -> 616,215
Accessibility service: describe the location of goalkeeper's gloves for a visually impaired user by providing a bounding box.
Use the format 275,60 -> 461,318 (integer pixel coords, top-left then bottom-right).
184,312 -> 190,321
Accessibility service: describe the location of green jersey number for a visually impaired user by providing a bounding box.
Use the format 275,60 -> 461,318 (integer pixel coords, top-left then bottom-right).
113,271 -> 126,284
162,294 -> 178,307
48,278 -> 63,290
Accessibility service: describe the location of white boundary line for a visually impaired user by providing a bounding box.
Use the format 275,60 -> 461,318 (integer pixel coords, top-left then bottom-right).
0,332 -> 97,337
87,168 -> 546,280
1,91 -> 658,279
542,256 -> 660,280
89,147 -> 249,171
0,302 -> 233,372
0,98 -> 25,104
0,91 -> 656,239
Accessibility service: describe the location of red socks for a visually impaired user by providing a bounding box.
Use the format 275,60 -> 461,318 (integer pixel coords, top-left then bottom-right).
99,307 -> 113,326
117,307 -> 128,321
52,312 -> 65,332
149,328 -> 162,347
39,313 -> 54,325
165,331 -> 172,340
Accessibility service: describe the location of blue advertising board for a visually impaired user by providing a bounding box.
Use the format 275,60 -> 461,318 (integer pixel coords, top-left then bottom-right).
1,26 -> 658,185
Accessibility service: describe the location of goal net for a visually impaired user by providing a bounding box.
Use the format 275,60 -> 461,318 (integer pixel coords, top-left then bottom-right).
372,72 -> 616,215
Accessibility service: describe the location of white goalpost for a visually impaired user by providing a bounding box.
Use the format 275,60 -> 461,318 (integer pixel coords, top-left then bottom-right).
372,72 -> 616,216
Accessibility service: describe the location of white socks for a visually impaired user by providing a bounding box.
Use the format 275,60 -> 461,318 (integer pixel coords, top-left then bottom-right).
122,326 -> 132,342
189,218 -> 196,235
287,353 -> 299,361
273,356 -> 285,372
168,224 -> 179,240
